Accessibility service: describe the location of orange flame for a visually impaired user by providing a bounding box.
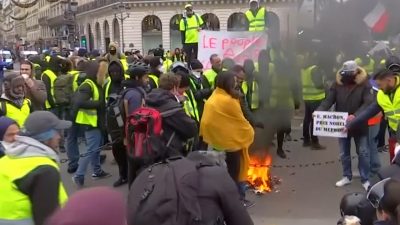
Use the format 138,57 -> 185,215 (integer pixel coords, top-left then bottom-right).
247,155 -> 272,193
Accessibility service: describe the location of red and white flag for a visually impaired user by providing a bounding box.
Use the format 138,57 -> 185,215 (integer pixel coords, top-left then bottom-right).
363,2 -> 389,33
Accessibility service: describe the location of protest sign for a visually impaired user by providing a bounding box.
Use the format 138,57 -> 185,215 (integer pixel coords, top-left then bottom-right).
198,31 -> 268,69
313,111 -> 348,138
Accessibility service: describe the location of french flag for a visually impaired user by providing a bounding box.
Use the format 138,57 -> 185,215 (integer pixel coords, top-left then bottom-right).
363,2 -> 389,33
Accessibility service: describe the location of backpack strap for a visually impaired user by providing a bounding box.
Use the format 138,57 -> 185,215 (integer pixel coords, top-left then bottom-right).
160,107 -> 182,117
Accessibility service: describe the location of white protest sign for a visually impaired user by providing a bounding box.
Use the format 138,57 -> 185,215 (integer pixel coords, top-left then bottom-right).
313,111 -> 348,138
198,30 -> 268,69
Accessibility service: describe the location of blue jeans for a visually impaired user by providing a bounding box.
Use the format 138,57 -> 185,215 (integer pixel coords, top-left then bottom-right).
338,135 -> 370,183
66,122 -> 81,169
368,124 -> 381,176
75,128 -> 103,179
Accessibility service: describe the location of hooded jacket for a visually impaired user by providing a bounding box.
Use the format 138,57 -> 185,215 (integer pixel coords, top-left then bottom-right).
106,60 -> 125,96
0,136 -> 63,225
25,79 -> 47,110
145,88 -> 198,155
317,67 -> 373,136
72,60 -> 107,130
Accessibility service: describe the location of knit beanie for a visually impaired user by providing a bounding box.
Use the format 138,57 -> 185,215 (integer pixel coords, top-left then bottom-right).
0,117 -> 17,141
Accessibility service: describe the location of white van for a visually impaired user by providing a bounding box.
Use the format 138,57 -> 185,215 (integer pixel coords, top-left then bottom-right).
0,50 -> 14,70
21,50 -> 39,59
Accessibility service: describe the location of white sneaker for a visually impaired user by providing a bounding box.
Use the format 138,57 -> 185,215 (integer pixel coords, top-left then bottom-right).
336,177 -> 352,187
362,181 -> 371,191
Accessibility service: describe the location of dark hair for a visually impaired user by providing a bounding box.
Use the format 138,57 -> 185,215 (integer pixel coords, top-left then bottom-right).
175,70 -> 190,88
243,59 -> 255,75
221,58 -> 235,71
373,69 -> 395,80
216,71 -> 239,98
230,64 -> 244,75
380,179 -> 400,222
20,59 -> 33,70
209,54 -> 218,62
159,73 -> 179,91
60,58 -> 72,74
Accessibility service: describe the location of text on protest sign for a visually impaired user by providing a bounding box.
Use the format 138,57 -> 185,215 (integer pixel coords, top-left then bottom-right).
313,111 -> 348,138
198,31 -> 268,69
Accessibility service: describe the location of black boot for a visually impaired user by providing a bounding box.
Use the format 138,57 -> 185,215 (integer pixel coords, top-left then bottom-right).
277,149 -> 287,159
113,177 -> 128,187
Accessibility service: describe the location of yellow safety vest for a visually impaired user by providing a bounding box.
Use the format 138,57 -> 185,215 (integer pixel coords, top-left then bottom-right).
45,55 -> 51,62
269,63 -> 294,109
0,99 -> 31,127
0,156 -> 68,224
149,74 -> 159,88
245,7 -> 266,31
355,57 -> 375,75
120,58 -> 128,72
41,69 -> 57,109
68,70 -> 80,92
163,59 -> 173,72
179,14 -> 203,44
241,80 -> 259,110
301,65 -> 325,101
204,69 -> 218,89
75,79 -> 99,127
377,84 -> 400,131
183,90 -> 199,122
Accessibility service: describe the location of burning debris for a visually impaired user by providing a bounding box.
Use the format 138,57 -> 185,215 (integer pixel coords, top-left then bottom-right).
247,155 -> 274,194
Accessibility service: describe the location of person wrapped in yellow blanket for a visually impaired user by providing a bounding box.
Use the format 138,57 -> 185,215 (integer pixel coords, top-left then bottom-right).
200,70 -> 255,206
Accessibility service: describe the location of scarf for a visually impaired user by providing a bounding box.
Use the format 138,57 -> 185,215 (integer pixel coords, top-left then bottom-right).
200,88 -> 254,181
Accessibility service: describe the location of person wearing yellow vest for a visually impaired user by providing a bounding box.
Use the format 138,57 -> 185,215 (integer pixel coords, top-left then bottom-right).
148,56 -> 164,90
0,111 -> 70,225
163,51 -> 174,72
243,59 -> 260,111
188,59 -> 213,119
72,60 -> 111,188
355,55 -> 376,75
41,56 -> 61,110
179,4 -> 204,63
20,59 -> 47,110
231,64 -> 264,130
301,64 -> 327,150
245,0 -> 268,32
204,54 -> 222,89
0,74 -> 32,127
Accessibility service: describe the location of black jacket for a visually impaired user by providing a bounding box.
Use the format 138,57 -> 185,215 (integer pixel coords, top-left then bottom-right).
186,151 -> 254,225
189,74 -> 212,118
317,67 -> 373,136
146,88 -> 198,155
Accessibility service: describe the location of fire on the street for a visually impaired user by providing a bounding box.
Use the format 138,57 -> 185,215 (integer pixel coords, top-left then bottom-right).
247,155 -> 272,194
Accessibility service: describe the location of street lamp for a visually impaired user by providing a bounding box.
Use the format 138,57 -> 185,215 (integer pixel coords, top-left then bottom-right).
62,0 -> 78,48
112,0 -> 130,52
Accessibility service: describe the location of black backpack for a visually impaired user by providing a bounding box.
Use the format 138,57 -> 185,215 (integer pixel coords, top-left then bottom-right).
106,88 -> 145,141
127,157 -> 203,225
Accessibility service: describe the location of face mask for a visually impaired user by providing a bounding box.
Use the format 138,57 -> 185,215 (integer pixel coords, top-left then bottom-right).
341,75 -> 355,84
192,71 -> 202,78
110,50 -> 116,55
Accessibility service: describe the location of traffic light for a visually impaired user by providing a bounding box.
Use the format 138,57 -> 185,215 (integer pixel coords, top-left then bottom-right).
81,36 -> 87,48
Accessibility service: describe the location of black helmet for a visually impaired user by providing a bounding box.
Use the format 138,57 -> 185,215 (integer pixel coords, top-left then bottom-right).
385,55 -> 400,73
339,192 -> 375,225
127,61 -> 149,78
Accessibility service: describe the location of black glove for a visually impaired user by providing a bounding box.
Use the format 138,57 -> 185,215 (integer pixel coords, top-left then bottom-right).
255,122 -> 264,129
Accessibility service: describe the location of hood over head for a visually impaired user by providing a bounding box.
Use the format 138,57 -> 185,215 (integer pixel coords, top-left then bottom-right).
4,135 -> 59,162
108,60 -> 124,83
336,66 -> 368,85
46,187 -> 126,225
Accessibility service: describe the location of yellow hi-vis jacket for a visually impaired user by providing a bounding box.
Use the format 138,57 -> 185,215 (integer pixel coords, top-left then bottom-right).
0,156 -> 68,224
0,98 -> 31,127
301,65 -> 325,101
41,69 -> 57,109
245,7 -> 266,31
75,79 -> 99,127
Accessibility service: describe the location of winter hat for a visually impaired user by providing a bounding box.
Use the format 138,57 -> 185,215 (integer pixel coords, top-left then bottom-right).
109,42 -> 118,51
342,60 -> 358,73
0,117 -> 17,141
45,187 -> 126,225
22,111 -> 71,139
190,59 -> 204,70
